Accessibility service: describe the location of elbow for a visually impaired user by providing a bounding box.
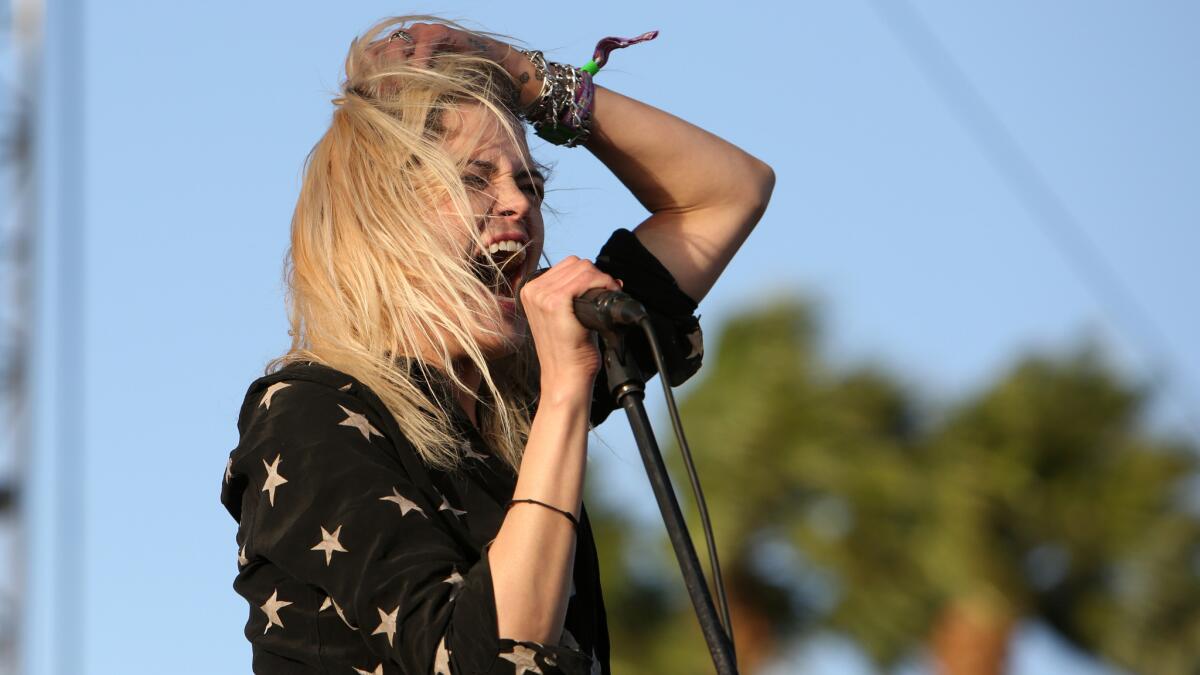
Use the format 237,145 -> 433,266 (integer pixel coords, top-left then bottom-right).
723,152 -> 774,212
750,157 -> 776,206
739,157 -> 775,224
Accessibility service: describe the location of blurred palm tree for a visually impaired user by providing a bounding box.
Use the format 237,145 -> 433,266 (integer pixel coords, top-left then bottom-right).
592,298 -> 1200,675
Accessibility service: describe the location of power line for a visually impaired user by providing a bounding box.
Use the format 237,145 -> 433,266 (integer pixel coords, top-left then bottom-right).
864,0 -> 1200,437
48,0 -> 85,671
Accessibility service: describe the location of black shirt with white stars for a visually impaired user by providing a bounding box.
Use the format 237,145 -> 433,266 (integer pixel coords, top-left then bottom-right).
221,229 -> 704,674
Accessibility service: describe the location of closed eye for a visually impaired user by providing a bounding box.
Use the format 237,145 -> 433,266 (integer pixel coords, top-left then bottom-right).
462,174 -> 489,191
520,182 -> 545,200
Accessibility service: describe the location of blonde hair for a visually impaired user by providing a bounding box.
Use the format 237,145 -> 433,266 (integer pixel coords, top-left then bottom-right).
269,16 -> 545,475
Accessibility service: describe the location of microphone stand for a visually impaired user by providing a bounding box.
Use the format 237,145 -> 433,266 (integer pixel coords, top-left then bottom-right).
593,321 -> 738,675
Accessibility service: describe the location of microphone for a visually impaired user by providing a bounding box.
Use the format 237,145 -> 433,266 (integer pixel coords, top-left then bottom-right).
572,288 -> 648,332
517,267 -> 648,332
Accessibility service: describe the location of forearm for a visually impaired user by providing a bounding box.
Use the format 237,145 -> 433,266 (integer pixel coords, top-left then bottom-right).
487,382 -> 592,643
498,47 -> 770,211
586,85 -> 772,215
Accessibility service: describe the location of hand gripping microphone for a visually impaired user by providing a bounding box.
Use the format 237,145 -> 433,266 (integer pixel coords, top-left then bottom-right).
517,267 -> 738,672
517,267 -> 648,332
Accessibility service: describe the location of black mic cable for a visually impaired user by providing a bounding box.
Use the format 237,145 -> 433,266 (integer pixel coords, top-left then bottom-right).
634,309 -> 735,653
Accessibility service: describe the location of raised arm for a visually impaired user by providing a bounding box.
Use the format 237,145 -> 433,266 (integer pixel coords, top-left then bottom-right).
380,23 -> 773,303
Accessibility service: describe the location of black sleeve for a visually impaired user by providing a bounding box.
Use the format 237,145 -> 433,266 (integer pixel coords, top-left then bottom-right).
235,380 -> 596,674
590,228 -> 705,426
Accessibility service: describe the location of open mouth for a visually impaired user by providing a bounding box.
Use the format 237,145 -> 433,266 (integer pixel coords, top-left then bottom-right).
471,243 -> 528,302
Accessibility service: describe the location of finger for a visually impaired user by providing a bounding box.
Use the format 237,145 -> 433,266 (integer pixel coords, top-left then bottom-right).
565,269 -> 621,296
380,39 -> 414,63
399,24 -> 440,65
519,257 -> 586,307
411,39 -> 435,66
517,259 -> 572,305
538,257 -> 595,296
540,261 -> 619,306
422,24 -> 457,57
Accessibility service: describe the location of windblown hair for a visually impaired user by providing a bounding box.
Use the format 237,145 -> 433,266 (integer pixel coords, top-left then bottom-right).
269,16 -> 544,474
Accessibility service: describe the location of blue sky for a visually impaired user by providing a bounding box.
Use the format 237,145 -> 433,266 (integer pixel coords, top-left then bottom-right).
20,1 -> 1198,673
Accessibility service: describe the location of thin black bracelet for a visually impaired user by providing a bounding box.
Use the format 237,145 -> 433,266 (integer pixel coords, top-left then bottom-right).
506,498 -> 579,532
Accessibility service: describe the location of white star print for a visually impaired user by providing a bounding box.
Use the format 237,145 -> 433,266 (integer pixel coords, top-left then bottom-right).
320,595 -> 356,629
499,644 -> 543,675
590,650 -> 601,675
260,589 -> 292,634
434,635 -> 453,675
338,404 -> 383,442
372,605 -> 398,647
237,544 -> 249,568
339,383 -> 352,392
261,455 -> 288,507
310,525 -> 348,566
259,381 -> 290,410
380,487 -> 426,518
224,457 -> 233,483
442,569 -> 465,601
438,493 -> 467,518
353,666 -> 383,675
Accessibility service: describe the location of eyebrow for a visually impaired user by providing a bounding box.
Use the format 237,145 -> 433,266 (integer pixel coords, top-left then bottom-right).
467,159 -> 546,184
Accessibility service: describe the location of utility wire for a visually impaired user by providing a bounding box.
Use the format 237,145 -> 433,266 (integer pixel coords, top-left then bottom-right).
48,0 -> 85,674
865,0 -> 1200,438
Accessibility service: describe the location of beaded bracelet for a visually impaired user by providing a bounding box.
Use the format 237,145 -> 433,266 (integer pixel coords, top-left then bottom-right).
506,498 -> 580,532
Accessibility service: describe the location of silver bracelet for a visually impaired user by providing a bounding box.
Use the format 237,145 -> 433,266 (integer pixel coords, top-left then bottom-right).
514,48 -> 594,146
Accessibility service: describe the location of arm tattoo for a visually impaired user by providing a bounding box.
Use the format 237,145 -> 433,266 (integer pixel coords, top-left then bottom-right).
467,36 -> 490,54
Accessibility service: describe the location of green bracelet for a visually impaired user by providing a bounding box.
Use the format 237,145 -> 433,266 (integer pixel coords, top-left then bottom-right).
582,30 -> 659,76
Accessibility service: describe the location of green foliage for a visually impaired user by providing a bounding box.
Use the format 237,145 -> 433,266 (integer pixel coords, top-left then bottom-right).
591,298 -> 1200,674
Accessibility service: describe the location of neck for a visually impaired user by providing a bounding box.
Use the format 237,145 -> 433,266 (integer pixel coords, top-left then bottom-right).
452,359 -> 484,429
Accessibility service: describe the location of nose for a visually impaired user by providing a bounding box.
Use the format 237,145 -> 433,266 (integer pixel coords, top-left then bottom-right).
490,177 -> 534,223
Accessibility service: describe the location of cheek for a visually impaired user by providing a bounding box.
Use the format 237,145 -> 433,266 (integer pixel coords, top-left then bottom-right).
527,232 -> 545,270
432,195 -> 488,248
528,215 -> 545,256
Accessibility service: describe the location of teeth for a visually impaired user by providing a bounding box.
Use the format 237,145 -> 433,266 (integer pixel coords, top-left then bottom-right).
486,240 -> 523,255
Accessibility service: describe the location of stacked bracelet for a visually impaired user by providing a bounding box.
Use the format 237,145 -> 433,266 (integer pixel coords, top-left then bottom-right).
517,30 -> 658,148
506,498 -> 580,532
517,50 -> 595,147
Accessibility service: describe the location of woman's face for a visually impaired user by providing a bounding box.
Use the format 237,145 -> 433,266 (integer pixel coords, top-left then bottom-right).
439,104 -> 546,358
